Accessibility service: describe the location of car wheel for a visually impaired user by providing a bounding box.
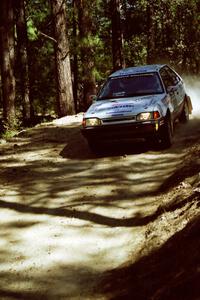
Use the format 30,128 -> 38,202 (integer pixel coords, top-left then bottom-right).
179,100 -> 189,123
159,115 -> 173,148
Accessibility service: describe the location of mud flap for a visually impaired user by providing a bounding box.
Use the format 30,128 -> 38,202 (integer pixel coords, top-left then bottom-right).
186,95 -> 193,114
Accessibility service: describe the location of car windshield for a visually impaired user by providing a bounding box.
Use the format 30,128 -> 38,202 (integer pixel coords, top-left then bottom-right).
98,73 -> 164,100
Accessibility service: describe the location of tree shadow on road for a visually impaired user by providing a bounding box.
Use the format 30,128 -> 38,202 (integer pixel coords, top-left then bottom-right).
0,188 -> 199,229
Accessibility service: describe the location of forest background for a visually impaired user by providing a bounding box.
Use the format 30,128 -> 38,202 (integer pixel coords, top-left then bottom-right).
0,0 -> 199,133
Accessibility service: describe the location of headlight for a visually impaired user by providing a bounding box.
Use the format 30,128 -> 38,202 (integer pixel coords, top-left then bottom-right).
137,112 -> 153,121
136,111 -> 160,121
82,118 -> 101,127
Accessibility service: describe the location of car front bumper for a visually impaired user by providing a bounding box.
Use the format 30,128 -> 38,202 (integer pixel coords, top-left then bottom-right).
81,120 -> 164,142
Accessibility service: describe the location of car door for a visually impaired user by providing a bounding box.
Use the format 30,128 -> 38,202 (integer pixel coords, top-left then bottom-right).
159,67 -> 180,119
165,67 -> 185,113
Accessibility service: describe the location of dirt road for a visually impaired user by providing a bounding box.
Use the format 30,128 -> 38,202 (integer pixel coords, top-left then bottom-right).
0,91 -> 200,299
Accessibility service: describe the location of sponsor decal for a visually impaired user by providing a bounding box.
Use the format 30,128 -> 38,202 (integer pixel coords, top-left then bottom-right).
105,103 -> 135,114
111,104 -> 134,109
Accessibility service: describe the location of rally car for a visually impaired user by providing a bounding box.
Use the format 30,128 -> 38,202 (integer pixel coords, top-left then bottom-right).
81,64 -> 192,151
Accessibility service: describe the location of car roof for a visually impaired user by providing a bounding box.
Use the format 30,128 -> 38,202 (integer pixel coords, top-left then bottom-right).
110,64 -> 166,78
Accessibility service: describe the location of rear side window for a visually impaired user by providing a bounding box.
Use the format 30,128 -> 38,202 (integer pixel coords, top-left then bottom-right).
160,67 -> 180,88
166,67 -> 180,85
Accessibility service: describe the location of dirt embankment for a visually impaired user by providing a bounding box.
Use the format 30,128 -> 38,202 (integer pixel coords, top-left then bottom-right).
100,142 -> 200,300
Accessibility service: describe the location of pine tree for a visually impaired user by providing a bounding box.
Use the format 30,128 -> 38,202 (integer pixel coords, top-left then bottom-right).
0,0 -> 16,129
51,0 -> 75,117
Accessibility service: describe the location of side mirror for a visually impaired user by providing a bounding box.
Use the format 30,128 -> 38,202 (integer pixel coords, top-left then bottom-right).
89,95 -> 97,103
167,86 -> 175,93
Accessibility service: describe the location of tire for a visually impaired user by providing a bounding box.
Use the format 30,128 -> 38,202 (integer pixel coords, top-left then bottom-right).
159,115 -> 173,148
179,100 -> 189,123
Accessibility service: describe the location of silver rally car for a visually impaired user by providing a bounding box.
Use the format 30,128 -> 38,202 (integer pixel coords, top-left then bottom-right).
81,64 -> 192,151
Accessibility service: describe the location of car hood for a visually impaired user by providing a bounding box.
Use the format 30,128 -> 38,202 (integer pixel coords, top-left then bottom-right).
85,94 -> 165,118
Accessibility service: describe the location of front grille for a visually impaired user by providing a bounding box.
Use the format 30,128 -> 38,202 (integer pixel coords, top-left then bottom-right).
102,116 -> 136,124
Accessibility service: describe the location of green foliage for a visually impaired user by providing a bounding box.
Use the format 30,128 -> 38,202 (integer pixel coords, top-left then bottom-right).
27,19 -> 38,40
28,39 -> 55,114
0,116 -> 21,139
124,36 -> 147,67
25,0 -> 55,115
1,129 -> 18,140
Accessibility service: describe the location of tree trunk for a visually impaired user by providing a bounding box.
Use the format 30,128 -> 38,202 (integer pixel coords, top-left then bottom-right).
110,0 -> 125,71
15,0 -> 31,124
0,0 -> 16,129
72,0 -> 78,113
51,0 -> 75,117
76,0 -> 96,111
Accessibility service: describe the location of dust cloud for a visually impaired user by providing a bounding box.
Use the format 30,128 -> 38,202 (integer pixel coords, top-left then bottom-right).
184,77 -> 200,117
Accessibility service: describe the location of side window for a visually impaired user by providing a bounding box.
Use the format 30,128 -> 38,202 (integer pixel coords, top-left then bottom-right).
165,67 -> 180,86
160,68 -> 174,89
